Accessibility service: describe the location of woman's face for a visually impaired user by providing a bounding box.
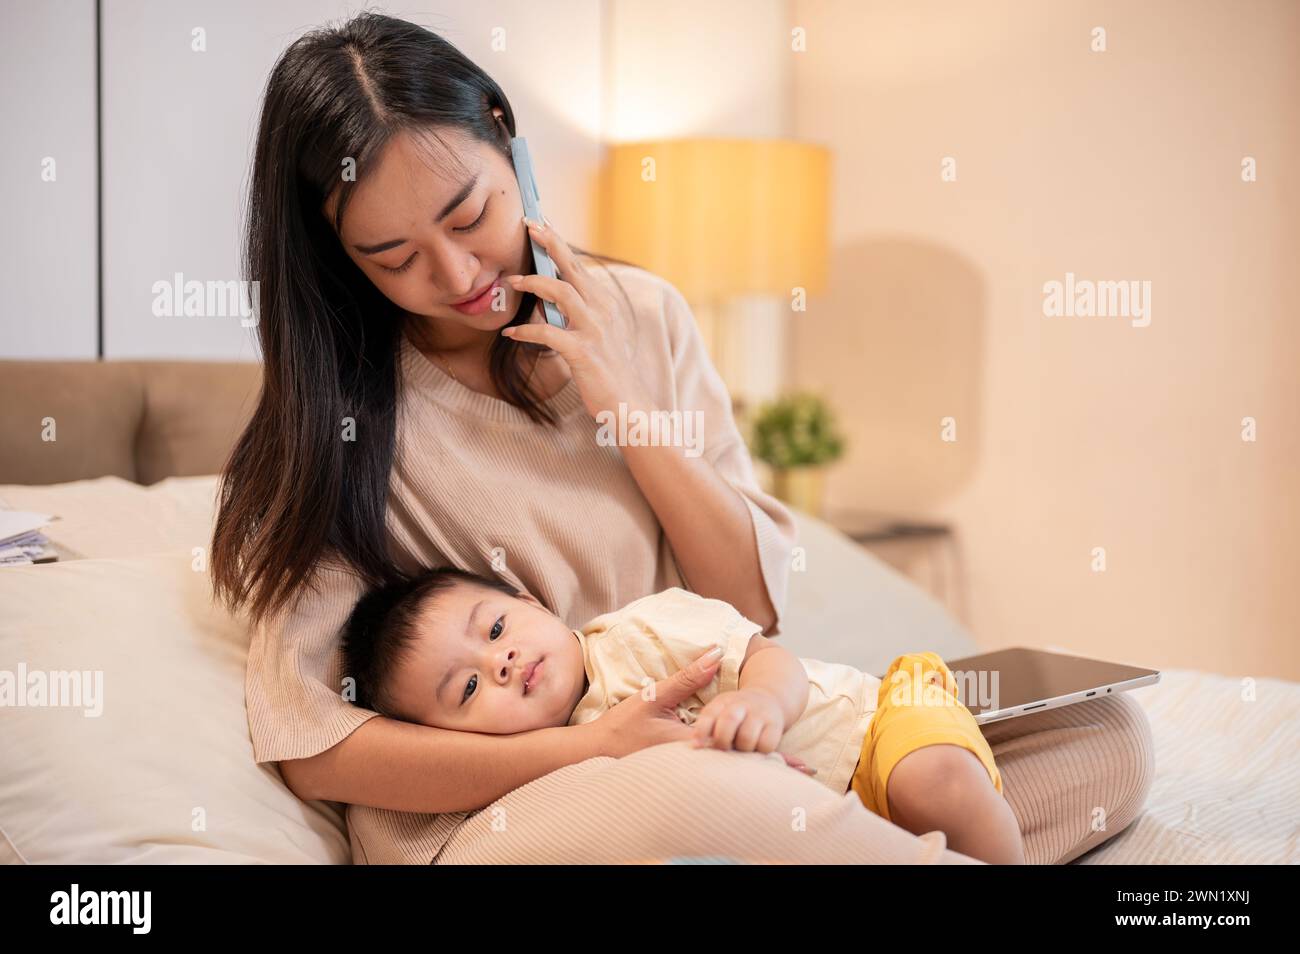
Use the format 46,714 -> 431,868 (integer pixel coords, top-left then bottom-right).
323,121 -> 531,334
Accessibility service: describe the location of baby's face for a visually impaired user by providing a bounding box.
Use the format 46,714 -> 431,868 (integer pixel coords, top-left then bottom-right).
387,584 -> 587,734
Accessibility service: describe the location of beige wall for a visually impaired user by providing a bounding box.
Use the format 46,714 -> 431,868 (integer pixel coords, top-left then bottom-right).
789,0 -> 1299,678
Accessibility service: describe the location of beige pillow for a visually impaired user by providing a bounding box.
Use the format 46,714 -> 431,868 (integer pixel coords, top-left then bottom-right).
0,549 -> 349,864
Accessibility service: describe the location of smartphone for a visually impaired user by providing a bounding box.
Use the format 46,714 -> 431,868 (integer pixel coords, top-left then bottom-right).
509,137 -> 567,329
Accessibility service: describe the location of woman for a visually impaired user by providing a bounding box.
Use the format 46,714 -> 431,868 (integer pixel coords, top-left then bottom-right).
212,12 -> 1153,865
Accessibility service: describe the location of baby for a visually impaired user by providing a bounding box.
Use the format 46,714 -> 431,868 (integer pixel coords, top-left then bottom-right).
341,565 -> 1025,864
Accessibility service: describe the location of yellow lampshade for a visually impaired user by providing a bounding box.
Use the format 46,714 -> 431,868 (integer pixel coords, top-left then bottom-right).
596,138 -> 831,303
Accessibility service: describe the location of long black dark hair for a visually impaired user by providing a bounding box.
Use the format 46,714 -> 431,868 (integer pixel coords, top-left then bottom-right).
212,12 -> 636,626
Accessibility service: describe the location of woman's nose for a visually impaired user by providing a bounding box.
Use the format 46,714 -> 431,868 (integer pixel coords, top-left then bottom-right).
426,246 -> 480,294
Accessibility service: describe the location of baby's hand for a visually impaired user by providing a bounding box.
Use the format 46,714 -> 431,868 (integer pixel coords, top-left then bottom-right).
691,688 -> 786,754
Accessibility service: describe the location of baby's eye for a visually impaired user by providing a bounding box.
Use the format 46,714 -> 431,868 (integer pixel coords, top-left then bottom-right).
490,616 -> 504,639
462,674 -> 477,702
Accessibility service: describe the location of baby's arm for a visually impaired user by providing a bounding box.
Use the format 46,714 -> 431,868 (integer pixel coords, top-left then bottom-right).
690,633 -> 809,752
738,634 -> 810,727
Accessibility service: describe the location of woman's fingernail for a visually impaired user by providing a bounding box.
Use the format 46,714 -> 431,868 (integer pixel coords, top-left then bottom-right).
705,646 -> 723,659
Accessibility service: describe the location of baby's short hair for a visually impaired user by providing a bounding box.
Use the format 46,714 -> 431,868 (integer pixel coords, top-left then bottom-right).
341,566 -> 520,719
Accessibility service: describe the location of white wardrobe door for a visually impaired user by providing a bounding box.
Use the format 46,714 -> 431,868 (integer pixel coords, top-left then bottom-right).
0,0 -> 98,359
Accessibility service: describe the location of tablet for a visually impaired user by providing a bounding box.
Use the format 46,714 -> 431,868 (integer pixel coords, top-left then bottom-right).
922,647 -> 1160,725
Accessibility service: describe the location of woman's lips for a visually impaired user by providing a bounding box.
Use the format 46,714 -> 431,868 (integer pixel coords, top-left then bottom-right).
450,275 -> 501,315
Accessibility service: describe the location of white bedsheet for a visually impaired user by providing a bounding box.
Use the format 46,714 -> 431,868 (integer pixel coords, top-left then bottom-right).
1077,670 -> 1300,864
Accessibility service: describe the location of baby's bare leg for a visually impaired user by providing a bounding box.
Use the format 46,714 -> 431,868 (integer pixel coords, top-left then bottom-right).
887,744 -> 1026,864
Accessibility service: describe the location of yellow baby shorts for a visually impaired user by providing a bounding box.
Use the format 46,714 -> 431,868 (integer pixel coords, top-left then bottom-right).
849,651 -> 1003,822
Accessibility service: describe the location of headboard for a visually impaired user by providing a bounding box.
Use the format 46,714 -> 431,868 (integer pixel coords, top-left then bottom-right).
0,360 -> 262,485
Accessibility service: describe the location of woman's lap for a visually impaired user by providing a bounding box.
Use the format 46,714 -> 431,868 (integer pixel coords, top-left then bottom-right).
433,694 -> 1154,865
434,741 -> 974,864
979,692 -> 1156,864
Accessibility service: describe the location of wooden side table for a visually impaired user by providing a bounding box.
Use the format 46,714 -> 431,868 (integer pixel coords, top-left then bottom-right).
823,509 -> 963,622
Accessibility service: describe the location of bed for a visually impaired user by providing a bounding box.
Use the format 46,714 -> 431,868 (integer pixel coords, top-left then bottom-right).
1,360 -> 1296,864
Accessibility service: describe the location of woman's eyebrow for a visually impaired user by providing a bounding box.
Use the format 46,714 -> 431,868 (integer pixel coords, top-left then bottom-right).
352,172 -> 481,255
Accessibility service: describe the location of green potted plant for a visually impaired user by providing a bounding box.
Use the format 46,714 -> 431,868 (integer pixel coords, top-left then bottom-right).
749,392 -> 845,516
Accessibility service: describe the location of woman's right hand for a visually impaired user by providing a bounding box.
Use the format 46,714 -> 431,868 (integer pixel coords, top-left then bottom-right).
584,647 -> 818,777
587,647 -> 722,757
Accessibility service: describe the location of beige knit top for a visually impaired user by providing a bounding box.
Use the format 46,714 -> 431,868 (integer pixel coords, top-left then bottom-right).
243,262 -> 798,864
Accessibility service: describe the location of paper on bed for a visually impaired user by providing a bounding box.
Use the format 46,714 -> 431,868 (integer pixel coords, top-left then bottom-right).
0,537 -> 59,565
0,509 -> 60,563
0,507 -> 58,544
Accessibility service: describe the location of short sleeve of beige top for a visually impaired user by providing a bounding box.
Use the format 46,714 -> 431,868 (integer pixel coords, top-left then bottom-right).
243,262 -> 799,864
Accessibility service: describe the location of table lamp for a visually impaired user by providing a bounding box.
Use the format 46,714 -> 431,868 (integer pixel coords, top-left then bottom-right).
596,138 -> 831,422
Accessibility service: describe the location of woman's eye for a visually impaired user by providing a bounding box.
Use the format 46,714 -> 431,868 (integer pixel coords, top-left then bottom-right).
489,616 -> 504,640
378,201 -> 488,275
455,201 -> 489,234
380,254 -> 416,275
